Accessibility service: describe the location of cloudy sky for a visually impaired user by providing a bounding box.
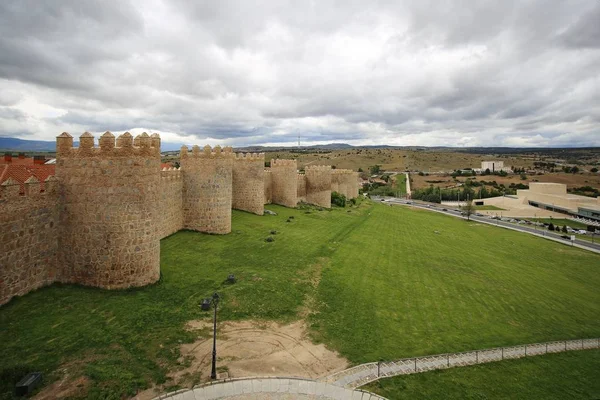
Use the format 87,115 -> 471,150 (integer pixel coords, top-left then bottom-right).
1,0 -> 599,147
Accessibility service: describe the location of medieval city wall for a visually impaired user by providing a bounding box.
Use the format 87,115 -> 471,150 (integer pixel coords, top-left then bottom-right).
232,153 -> 265,215
297,174 -> 307,202
55,131 -> 162,289
181,145 -> 234,234
0,177 -> 60,305
270,159 -> 298,208
264,169 -> 272,204
331,169 -> 359,199
305,165 -> 332,208
159,168 -> 184,238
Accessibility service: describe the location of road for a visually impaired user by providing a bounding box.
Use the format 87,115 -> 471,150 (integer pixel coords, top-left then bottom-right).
374,196 -> 600,254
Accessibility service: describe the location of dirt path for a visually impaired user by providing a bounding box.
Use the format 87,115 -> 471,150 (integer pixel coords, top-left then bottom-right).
135,320 -> 348,399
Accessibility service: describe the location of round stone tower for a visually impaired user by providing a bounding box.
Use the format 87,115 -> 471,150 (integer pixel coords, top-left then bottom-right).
305,165 -> 332,208
55,131 -> 161,289
181,145 -> 234,234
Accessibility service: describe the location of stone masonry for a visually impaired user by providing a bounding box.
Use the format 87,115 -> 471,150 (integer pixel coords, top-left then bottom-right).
269,159 -> 298,208
305,165 -> 332,208
55,131 -> 162,289
0,132 -> 360,305
232,153 -> 265,215
181,145 -> 234,234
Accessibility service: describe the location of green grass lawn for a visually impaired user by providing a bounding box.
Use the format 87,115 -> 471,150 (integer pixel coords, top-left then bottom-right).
1,200 -> 599,399
474,205 -> 506,210
394,174 -> 407,195
365,349 -> 600,400
309,204 -> 600,362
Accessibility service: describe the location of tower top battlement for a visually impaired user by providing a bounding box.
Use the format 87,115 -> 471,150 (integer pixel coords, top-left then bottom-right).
56,131 -> 161,157
180,145 -> 234,159
305,165 -> 332,172
234,152 -> 264,161
271,159 -> 297,167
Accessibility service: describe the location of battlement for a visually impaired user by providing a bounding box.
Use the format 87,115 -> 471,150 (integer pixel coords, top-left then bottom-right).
271,159 -> 297,168
1,176 -> 58,200
180,145 -> 234,159
56,131 -> 161,157
234,152 -> 265,161
161,167 -> 182,179
332,169 -> 355,174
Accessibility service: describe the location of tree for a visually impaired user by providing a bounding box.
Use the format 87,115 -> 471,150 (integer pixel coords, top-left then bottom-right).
462,200 -> 475,221
548,223 -> 555,231
562,225 -> 568,233
370,165 -> 382,175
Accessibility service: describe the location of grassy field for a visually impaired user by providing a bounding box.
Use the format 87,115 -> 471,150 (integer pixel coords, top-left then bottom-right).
308,204 -> 600,363
474,205 -> 505,210
365,349 -> 600,400
1,200 -> 599,399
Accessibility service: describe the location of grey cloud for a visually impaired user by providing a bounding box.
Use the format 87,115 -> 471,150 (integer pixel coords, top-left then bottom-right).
0,0 -> 598,147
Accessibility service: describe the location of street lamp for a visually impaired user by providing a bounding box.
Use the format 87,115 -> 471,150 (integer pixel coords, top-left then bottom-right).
210,292 -> 220,380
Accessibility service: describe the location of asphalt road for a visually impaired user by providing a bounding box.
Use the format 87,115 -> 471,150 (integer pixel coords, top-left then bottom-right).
374,196 -> 600,254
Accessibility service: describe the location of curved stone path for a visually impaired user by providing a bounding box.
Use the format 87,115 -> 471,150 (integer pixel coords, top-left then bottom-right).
152,377 -> 388,400
320,337 -> 600,389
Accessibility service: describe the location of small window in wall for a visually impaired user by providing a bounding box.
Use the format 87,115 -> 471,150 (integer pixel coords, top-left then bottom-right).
475,201 -> 484,206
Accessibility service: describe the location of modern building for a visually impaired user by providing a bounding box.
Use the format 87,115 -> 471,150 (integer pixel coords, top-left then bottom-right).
517,183 -> 600,221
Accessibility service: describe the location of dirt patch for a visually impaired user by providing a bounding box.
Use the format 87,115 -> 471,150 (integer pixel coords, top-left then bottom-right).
175,320 -> 347,384
33,375 -> 90,400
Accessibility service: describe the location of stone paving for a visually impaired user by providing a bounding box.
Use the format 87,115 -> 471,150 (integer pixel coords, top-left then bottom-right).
321,337 -> 600,389
153,377 -> 387,400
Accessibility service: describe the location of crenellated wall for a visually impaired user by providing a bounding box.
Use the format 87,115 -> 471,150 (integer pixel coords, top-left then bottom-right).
55,131 -> 162,289
0,177 -> 60,305
270,159 -> 297,208
232,153 -> 265,215
1,136 -> 361,306
305,165 -> 332,208
297,174 -> 307,202
159,168 -> 184,238
181,145 -> 234,234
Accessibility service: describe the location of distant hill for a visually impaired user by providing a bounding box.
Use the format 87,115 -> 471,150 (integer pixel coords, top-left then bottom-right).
0,137 -> 184,152
0,137 -> 56,151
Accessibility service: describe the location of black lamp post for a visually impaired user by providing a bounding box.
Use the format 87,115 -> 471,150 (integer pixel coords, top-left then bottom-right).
210,292 -> 220,380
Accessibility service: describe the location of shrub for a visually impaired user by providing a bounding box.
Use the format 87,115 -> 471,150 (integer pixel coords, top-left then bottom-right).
331,191 -> 347,207
548,223 -> 555,231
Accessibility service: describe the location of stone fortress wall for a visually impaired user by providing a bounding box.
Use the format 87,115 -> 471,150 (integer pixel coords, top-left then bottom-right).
181,145 -> 234,234
0,133 -> 360,305
0,176 -> 60,305
232,153 -> 265,215
160,167 -> 184,238
269,159 -> 298,208
263,169 -> 272,204
55,131 -> 162,289
332,169 -> 359,200
305,165 -> 332,208
297,174 -> 307,203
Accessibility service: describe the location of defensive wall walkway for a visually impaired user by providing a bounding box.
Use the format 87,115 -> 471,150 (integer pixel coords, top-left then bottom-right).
320,337 -> 600,389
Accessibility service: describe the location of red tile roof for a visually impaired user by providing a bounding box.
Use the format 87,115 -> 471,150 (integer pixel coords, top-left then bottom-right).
0,164 -> 55,193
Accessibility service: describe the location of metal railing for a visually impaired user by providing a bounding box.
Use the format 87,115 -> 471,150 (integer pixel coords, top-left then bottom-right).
323,337 -> 600,389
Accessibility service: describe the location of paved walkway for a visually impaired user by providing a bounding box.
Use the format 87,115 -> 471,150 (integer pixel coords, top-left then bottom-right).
153,377 -> 388,400
320,337 -> 600,389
